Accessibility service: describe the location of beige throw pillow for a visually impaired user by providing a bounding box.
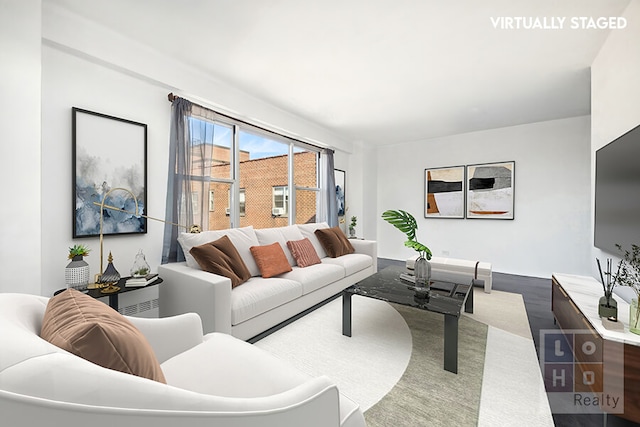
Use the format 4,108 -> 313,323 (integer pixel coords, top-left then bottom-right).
40,289 -> 166,383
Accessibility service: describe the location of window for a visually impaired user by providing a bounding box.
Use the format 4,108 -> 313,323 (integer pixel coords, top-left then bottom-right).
227,188 -> 246,216
191,192 -> 199,213
181,105 -> 321,231
272,186 -> 288,217
239,189 -> 246,216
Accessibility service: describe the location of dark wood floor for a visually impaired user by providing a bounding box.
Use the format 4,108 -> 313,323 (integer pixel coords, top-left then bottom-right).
377,258 -> 639,427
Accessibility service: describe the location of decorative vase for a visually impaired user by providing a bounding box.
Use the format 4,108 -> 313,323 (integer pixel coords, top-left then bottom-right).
349,227 -> 356,238
630,298 -> 640,335
598,295 -> 618,319
65,255 -> 90,290
130,249 -> 150,277
414,257 -> 431,289
100,252 -> 121,284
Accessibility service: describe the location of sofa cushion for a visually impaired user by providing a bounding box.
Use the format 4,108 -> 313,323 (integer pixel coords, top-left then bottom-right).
178,226 -> 261,276
40,289 -> 166,383
297,222 -> 330,259
250,242 -> 293,278
255,225 -> 304,267
230,277 -> 303,325
286,238 -> 321,268
315,227 -> 355,258
322,253 -> 373,276
162,332 -> 310,397
189,235 -> 252,288
280,263 -> 345,295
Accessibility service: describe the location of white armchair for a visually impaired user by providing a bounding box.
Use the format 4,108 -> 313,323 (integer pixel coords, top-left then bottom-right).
0,293 -> 366,427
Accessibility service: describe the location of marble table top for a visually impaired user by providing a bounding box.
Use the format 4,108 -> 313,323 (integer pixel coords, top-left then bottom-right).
553,273 -> 640,347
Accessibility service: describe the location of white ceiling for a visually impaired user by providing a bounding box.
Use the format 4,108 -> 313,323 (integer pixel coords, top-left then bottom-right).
46,0 -> 631,145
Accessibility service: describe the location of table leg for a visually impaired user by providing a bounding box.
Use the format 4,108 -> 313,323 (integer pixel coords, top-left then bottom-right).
342,292 -> 352,337
109,293 -> 119,311
465,285 -> 474,314
444,314 -> 459,374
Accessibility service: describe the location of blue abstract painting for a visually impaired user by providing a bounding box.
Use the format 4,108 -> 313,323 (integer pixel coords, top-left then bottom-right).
73,108 -> 147,237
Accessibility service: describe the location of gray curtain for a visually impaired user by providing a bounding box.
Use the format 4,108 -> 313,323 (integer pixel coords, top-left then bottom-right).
161,97 -> 192,264
321,149 -> 338,227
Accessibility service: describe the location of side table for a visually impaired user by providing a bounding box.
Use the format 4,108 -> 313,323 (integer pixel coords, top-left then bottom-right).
55,277 -> 163,312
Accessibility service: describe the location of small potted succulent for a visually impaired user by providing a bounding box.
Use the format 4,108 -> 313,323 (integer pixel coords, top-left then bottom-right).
66,244 -> 91,290
68,244 -> 91,261
349,216 -> 357,238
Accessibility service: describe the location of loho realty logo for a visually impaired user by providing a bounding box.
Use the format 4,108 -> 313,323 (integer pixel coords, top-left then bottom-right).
490,16 -> 628,30
540,329 -> 624,415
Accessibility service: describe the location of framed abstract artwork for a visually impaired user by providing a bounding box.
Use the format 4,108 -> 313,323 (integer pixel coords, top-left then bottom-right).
72,107 -> 148,237
466,161 -> 515,219
334,169 -> 346,232
424,166 -> 465,218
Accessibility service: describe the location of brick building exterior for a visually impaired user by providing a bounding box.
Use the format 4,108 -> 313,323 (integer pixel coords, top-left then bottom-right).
205,148 -> 318,230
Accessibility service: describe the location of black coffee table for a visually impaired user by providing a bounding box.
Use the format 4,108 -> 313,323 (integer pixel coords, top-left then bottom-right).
342,265 -> 474,374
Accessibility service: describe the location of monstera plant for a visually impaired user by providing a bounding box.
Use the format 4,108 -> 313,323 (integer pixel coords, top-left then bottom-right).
381,210 -> 432,260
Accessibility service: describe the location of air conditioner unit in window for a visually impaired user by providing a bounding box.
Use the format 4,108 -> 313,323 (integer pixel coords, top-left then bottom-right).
272,207 -> 285,216
225,208 -> 230,215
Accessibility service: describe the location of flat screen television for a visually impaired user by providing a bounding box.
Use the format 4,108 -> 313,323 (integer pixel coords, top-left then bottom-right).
594,123 -> 640,254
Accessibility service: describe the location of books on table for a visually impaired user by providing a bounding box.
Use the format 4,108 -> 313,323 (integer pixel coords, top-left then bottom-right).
125,273 -> 159,287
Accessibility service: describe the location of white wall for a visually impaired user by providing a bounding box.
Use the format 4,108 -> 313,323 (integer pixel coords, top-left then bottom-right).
590,0 -> 640,278
376,116 -> 591,278
31,4 -> 359,297
41,46 -> 171,298
0,0 -> 42,294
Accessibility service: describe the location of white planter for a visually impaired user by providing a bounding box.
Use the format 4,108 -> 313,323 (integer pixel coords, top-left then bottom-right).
65,256 -> 90,290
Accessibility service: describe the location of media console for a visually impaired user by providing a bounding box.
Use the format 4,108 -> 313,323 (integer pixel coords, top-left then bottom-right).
551,274 -> 640,423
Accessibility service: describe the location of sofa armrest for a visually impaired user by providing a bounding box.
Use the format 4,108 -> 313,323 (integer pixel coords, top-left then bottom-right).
349,239 -> 377,273
127,313 -> 204,363
158,263 -> 233,335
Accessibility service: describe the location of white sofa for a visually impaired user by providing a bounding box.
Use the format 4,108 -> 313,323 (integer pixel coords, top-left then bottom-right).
159,223 -> 377,340
0,293 -> 366,427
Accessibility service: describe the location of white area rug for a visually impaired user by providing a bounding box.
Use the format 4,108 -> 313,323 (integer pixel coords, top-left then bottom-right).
255,296 -> 412,410
255,288 -> 554,425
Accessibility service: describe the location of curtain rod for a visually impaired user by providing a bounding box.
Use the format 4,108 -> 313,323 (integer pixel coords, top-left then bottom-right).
167,92 -> 333,153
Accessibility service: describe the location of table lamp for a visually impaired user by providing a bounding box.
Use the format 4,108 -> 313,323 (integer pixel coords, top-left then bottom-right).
87,187 -> 198,293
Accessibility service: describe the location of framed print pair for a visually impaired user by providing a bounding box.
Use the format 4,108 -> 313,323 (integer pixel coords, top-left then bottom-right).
425,161 -> 515,219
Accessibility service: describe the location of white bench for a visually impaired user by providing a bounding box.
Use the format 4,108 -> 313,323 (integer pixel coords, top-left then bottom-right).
406,256 -> 493,293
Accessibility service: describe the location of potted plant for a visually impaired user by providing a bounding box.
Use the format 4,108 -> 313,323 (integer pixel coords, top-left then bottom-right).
381,210 -> 432,287
68,244 -> 91,260
66,244 -> 91,290
614,244 -> 640,334
349,216 -> 357,238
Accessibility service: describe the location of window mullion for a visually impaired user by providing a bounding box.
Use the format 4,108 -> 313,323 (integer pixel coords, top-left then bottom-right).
288,143 -> 295,225
231,124 -> 240,228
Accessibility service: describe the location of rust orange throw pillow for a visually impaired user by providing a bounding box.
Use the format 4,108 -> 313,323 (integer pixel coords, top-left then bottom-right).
40,289 -> 166,383
314,226 -> 355,258
250,242 -> 293,278
287,238 -> 322,267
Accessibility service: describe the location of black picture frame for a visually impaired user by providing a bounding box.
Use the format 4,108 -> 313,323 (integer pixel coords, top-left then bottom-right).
334,169 -> 346,232
72,107 -> 148,237
466,161 -> 515,220
424,165 -> 465,218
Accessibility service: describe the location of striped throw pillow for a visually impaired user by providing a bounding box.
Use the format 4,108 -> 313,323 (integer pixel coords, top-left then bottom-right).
287,238 -> 322,268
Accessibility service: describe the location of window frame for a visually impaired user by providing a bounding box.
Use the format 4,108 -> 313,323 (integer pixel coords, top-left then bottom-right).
187,107 -> 322,229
